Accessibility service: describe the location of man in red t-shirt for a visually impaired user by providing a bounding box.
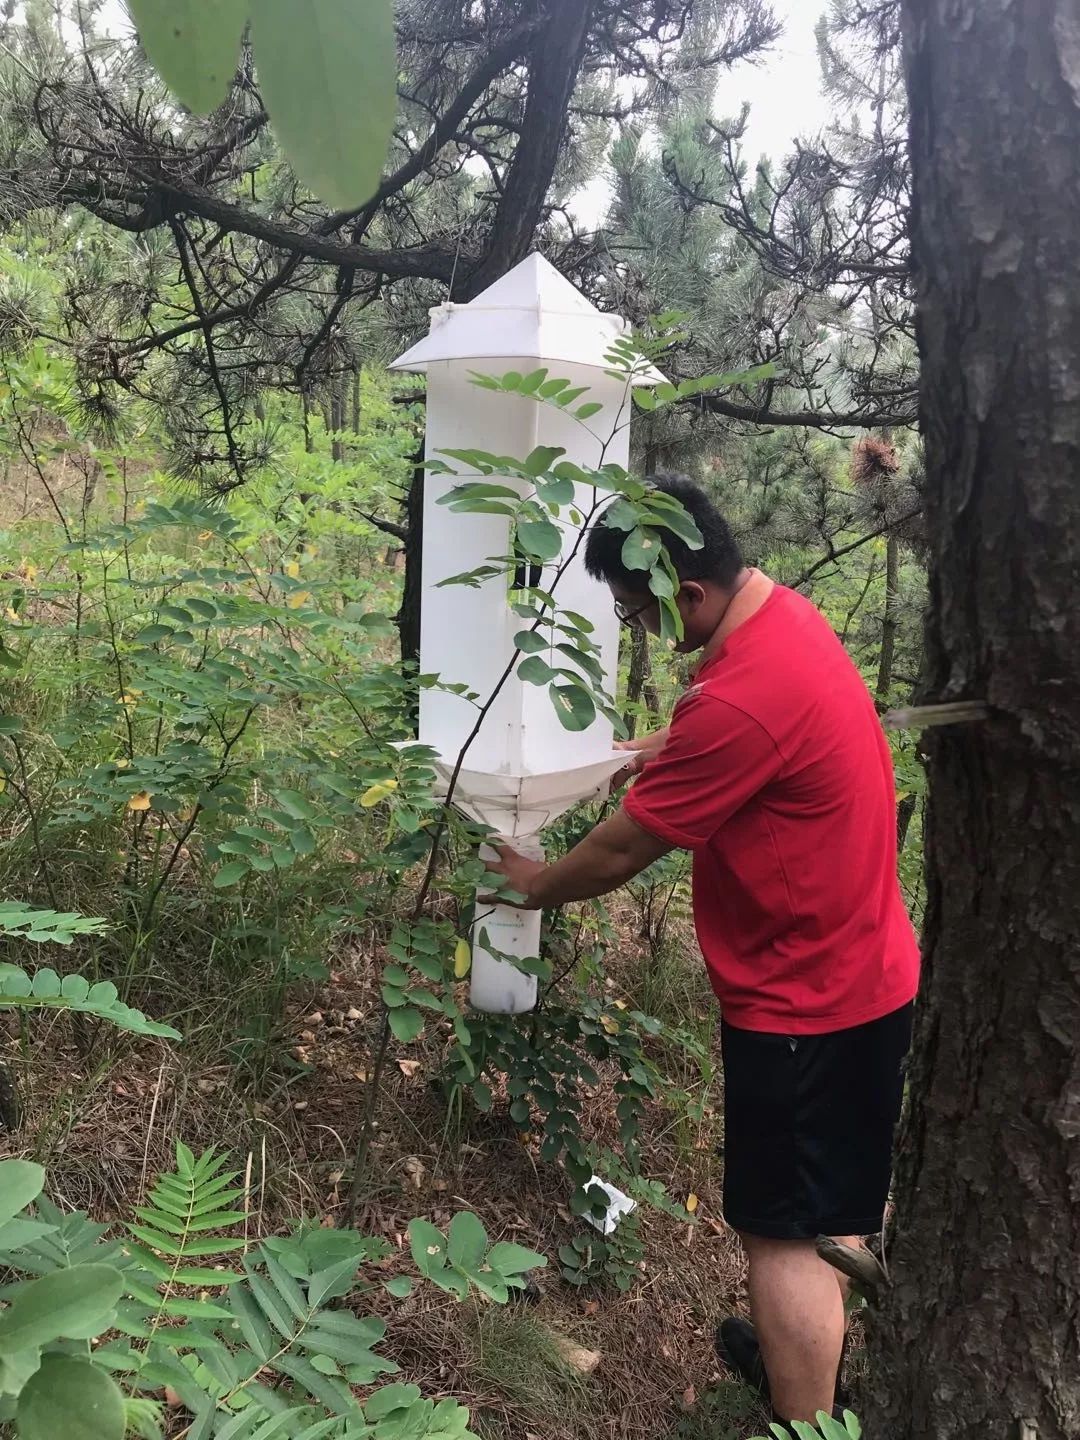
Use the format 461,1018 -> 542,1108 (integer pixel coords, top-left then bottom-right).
491,475 -> 919,1432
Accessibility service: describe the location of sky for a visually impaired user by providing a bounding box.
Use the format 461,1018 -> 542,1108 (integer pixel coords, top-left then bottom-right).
734,0 -> 830,162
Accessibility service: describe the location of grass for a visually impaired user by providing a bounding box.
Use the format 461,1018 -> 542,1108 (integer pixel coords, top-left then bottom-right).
669,1380 -> 767,1440
468,1308 -> 600,1437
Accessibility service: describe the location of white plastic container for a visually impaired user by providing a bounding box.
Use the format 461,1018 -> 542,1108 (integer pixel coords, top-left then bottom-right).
390,253 -> 665,1014
470,840 -> 544,1014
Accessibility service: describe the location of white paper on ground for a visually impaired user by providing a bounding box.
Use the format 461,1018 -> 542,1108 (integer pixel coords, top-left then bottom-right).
582,1175 -> 637,1237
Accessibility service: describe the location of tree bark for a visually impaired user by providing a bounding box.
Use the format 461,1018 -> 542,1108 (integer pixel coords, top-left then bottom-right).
875,531 -> 899,698
624,625 -> 659,738
868,5 -> 1080,1438
396,453 -> 424,710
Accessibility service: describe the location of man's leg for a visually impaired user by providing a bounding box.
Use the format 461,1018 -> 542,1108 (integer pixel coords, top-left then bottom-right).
742,1232 -> 860,1424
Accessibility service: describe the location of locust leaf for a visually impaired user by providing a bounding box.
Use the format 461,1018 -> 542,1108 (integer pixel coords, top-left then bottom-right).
126,0 -> 248,114
250,0 -> 398,208
17,1356 -> 126,1440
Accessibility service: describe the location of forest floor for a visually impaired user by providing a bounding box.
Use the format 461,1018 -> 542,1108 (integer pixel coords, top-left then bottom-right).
1,898 -> 778,1440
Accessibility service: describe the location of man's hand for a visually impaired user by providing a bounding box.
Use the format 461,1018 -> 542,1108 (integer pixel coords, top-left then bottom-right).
487,845 -> 546,909
612,726 -> 670,788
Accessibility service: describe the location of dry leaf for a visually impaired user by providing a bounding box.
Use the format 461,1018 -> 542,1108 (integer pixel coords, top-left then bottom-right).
402,1157 -> 426,1189
682,1386 -> 697,1408
582,1299 -> 600,1318
551,1335 -> 601,1376
600,1015 -> 620,1035
306,1011 -> 324,1026
346,1006 -> 363,1021
127,792 -> 152,812
353,1069 -> 369,1082
397,1059 -> 422,1078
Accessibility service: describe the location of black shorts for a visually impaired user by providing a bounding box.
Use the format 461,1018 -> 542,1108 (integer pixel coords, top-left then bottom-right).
721,1002 -> 913,1241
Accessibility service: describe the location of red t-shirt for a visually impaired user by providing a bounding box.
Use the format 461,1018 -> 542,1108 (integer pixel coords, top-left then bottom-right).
623,584 -> 919,1034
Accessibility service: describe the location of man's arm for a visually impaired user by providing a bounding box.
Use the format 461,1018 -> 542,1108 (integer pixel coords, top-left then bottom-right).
491,808 -> 673,910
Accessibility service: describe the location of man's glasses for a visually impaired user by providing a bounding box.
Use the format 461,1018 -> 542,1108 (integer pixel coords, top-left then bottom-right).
614,598 -> 654,629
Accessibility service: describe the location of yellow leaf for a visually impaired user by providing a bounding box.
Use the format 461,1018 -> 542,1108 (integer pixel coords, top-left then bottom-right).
115,758 -> 131,769
4,607 -> 18,622
119,690 -> 142,707
453,938 -> 471,979
127,791 -> 152,812
0,774 -> 7,794
198,530 -> 213,542
613,999 -> 628,1011
285,560 -> 301,579
686,1193 -> 699,1215
600,1015 -> 620,1035
18,562 -> 36,582
303,545 -> 319,560
286,590 -> 311,610
360,779 -> 398,808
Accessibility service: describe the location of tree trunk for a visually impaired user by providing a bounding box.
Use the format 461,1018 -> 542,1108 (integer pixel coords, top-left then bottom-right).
330,380 -> 346,463
458,0 -> 598,300
868,6 -> 1080,1438
875,531 -> 899,698
396,453 -> 424,716
352,368 -> 361,434
624,625 -> 660,738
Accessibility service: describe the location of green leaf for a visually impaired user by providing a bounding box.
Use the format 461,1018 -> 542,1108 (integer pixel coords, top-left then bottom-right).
136,623 -> 175,644
516,517 -> 562,562
513,630 -> 549,654
366,1384 -> 422,1421
633,388 -> 657,412
408,1219 -> 446,1276
273,790 -> 315,822
126,0 -> 247,113
388,1007 -> 423,1044
213,861 -> 250,889
0,1160 -> 44,1225
17,1356 -> 126,1440
575,402 -> 603,421
523,445 -> 565,476
486,1241 -> 547,1276
516,655 -> 556,685
446,1212 -> 487,1273
550,683 -> 596,732
534,475 -> 575,506
621,527 -> 660,571
516,369 -> 550,396
250,0 -> 398,208
384,1275 -> 412,1299
0,1264 -> 124,1351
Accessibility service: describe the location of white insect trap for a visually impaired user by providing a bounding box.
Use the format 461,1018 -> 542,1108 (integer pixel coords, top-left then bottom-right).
390,253 -> 661,1014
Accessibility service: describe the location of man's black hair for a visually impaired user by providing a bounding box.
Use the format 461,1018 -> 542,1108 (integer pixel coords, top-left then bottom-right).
584,473 -> 744,592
